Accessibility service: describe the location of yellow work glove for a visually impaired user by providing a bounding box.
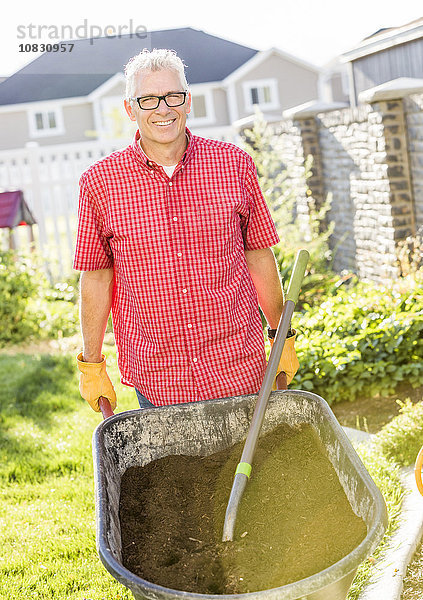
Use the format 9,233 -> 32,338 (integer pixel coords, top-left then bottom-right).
76,352 -> 117,412
269,330 -> 299,387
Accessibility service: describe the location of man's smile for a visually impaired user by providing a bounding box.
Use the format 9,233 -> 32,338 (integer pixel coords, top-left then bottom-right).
153,119 -> 176,126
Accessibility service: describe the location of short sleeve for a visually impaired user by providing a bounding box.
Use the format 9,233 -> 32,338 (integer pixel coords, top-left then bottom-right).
241,156 -> 280,250
73,172 -> 114,271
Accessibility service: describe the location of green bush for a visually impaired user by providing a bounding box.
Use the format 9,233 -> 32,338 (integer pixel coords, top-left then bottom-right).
293,276 -> 423,403
0,251 -> 79,346
373,399 -> 423,467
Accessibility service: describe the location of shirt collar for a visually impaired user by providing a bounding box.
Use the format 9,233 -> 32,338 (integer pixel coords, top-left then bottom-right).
131,128 -> 196,170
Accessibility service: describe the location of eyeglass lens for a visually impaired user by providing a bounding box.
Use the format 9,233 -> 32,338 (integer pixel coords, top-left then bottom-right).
138,93 -> 186,110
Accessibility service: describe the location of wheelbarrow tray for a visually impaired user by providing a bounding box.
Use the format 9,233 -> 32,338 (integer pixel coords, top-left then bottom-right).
93,390 -> 388,600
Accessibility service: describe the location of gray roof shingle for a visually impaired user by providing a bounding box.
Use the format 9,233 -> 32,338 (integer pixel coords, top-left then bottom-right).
0,28 -> 258,105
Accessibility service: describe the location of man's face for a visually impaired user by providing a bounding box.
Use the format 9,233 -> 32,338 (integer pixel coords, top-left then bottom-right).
124,69 -> 191,152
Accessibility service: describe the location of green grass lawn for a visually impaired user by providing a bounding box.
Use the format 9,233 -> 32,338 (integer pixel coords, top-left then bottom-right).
0,342 -> 417,599
0,344 -> 135,599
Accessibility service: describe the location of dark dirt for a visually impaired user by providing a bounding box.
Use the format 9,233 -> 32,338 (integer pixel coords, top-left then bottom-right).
119,423 -> 367,594
332,383 -> 423,434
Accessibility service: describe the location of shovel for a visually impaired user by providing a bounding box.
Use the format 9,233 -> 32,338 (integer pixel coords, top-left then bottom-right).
222,248 -> 309,542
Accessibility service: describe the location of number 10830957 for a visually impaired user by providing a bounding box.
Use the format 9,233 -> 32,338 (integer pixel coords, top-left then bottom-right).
19,43 -> 74,52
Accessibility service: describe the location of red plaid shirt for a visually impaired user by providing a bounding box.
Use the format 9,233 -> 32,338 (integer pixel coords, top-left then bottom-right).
74,129 -> 279,405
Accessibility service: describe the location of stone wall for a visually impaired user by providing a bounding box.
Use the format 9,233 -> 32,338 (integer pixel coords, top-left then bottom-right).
405,94 -> 423,231
275,82 -> 423,282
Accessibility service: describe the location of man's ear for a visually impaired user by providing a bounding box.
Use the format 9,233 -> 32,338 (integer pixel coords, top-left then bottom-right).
124,99 -> 137,121
186,91 -> 192,115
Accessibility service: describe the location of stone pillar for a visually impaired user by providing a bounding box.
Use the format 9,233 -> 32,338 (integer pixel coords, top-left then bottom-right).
359,79 -> 422,267
295,114 -> 325,209
283,101 -> 348,234
283,102 -> 347,210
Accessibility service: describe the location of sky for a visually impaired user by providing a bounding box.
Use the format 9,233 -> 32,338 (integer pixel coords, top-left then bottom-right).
1,0 -> 423,76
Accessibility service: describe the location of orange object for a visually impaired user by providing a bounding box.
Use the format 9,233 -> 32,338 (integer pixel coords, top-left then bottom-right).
76,352 -> 117,412
415,446 -> 423,495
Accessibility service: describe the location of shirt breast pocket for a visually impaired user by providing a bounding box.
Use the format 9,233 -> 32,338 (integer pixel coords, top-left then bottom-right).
200,197 -> 244,258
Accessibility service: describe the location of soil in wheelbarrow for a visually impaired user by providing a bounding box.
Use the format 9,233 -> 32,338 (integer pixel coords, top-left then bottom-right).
119,423 -> 367,594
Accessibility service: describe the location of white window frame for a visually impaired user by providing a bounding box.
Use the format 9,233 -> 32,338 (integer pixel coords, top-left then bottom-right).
187,86 -> 216,127
100,95 -> 137,140
242,78 -> 280,112
28,105 -> 65,138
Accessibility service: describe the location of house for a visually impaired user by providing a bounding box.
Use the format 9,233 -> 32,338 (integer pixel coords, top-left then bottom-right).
340,17 -> 423,106
0,27 -> 321,150
318,57 -> 350,105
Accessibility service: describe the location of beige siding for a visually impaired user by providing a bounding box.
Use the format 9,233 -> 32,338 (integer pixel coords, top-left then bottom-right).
0,111 -> 29,150
100,80 -> 126,99
330,73 -> 349,103
62,103 -> 97,142
0,103 -> 97,150
212,88 -> 230,126
234,54 -> 319,120
31,103 -> 96,146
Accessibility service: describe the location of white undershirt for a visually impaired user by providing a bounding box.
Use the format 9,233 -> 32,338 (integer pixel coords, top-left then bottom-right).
139,141 -> 177,178
161,164 -> 177,177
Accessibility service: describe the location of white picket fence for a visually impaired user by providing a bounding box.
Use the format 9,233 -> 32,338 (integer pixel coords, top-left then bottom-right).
0,139 -> 124,277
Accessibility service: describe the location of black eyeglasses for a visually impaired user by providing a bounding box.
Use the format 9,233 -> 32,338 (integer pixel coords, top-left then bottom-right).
129,92 -> 188,110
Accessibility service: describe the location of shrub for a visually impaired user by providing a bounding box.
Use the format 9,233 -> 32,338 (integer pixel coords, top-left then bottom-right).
293,275 -> 423,403
373,399 -> 423,467
0,251 -> 79,346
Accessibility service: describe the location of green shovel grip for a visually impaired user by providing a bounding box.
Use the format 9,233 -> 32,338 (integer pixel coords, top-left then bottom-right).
285,249 -> 310,304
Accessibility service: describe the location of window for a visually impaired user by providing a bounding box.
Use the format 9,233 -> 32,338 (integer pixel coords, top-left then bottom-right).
187,88 -> 215,126
28,107 -> 64,138
191,95 -> 207,119
250,85 -> 272,105
34,111 -> 57,131
243,79 -> 280,112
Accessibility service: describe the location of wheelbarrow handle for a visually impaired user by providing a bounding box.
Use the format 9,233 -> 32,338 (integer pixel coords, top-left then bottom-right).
99,396 -> 115,420
275,372 -> 288,390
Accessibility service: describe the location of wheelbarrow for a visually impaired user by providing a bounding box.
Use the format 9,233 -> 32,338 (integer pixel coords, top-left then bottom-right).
93,390 -> 388,600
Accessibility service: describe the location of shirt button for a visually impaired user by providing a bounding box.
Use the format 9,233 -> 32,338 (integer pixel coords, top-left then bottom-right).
173,217 -> 178,221
177,252 -> 182,257
182,288 -> 187,294
169,181 -> 173,187
187,323 -> 192,328
193,357 -> 198,363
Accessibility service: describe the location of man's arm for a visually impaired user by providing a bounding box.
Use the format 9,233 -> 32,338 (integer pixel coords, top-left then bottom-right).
80,268 -> 114,362
245,247 -> 284,328
245,247 -> 299,389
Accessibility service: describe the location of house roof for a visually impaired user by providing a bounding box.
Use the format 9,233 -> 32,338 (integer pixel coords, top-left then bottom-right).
363,17 -> 423,41
341,16 -> 423,62
0,28 -> 258,106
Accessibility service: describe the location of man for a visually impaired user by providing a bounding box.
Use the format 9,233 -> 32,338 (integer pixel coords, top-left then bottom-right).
74,48 -> 298,412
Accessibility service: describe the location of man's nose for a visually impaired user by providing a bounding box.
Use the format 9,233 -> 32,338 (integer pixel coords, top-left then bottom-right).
155,98 -> 171,113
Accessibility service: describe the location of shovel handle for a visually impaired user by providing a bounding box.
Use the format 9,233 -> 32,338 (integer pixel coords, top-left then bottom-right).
99,396 -> 114,420
286,249 -> 309,303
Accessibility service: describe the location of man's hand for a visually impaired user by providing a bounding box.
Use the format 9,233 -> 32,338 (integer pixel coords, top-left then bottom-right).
76,352 -> 117,412
270,331 -> 299,387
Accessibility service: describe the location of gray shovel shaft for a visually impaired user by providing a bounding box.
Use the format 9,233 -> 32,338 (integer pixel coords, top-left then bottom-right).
222,248 -> 309,542
240,300 -> 295,465
221,300 -> 295,542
